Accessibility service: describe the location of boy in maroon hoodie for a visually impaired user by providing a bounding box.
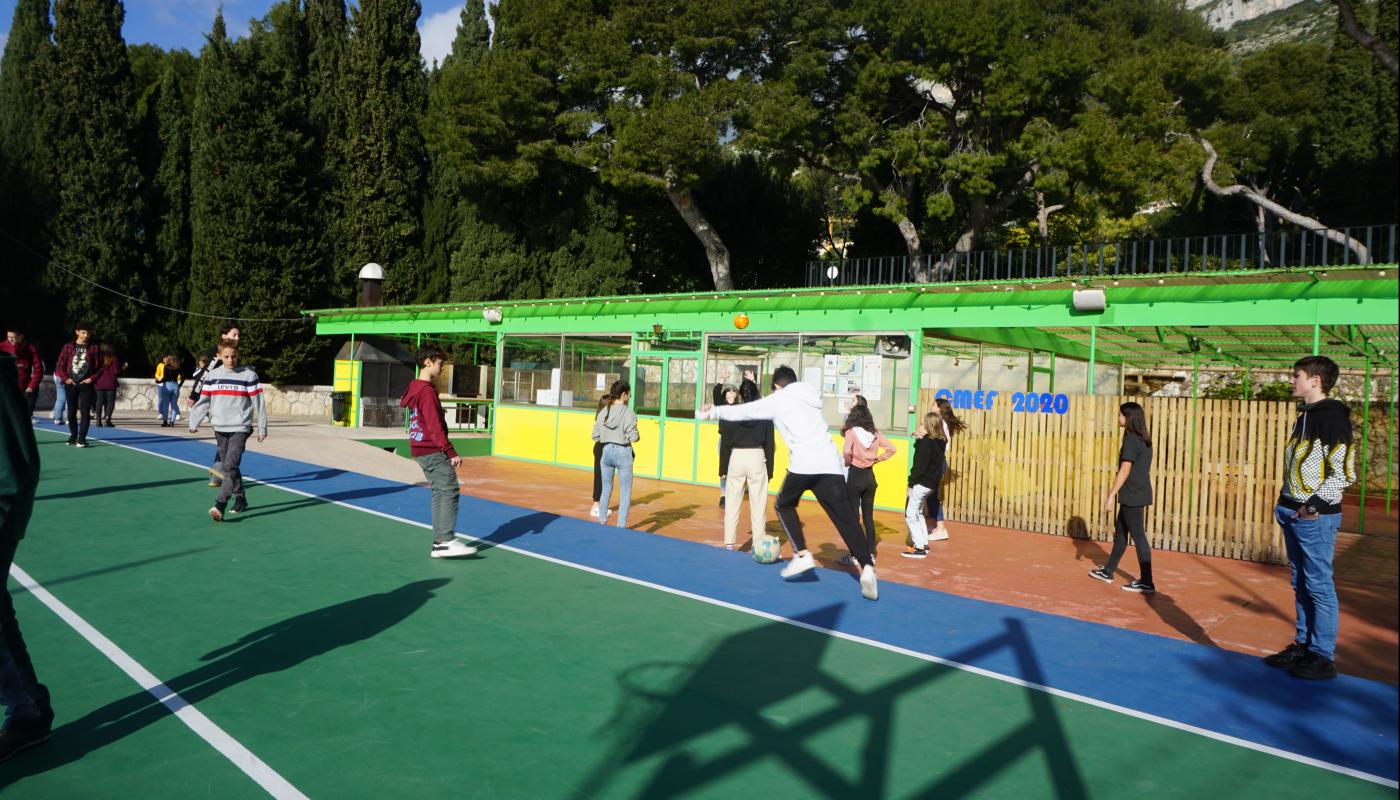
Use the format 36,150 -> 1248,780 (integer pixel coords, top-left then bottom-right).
1,329 -> 42,421
401,344 -> 477,559
54,324 -> 101,447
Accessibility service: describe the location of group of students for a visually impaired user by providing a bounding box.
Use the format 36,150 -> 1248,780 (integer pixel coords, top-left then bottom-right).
2,325 -> 130,445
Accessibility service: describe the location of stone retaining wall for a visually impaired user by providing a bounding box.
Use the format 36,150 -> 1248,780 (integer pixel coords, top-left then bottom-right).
33,377 -> 334,419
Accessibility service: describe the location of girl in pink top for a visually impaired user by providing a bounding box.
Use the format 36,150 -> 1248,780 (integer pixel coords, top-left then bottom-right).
841,404 -> 897,564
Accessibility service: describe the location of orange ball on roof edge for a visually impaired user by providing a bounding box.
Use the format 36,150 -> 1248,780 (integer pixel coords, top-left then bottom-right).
734,313 -> 750,329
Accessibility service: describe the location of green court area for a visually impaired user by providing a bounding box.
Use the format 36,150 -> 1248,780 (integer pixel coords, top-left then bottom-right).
2,434 -> 1391,798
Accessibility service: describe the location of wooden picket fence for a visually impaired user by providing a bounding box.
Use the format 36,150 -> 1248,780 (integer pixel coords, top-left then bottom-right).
916,391 -> 1298,563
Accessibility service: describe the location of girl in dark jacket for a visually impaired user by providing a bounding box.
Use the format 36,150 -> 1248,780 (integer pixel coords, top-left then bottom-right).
902,412 -> 947,559
93,344 -> 127,427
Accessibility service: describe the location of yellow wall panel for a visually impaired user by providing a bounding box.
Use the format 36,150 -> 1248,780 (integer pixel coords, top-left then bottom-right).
696,423 -> 721,485
632,418 -> 661,477
494,405 -> 557,461
873,436 -> 910,510
661,420 -> 697,482
555,410 -> 598,469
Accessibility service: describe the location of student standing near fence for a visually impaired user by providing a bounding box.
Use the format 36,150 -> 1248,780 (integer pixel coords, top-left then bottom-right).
720,378 -> 773,551
55,324 -> 99,448
842,403 -> 895,565
902,412 -> 946,559
925,398 -> 966,541
593,380 -> 640,527
1264,355 -> 1356,681
0,329 -> 42,422
155,353 -> 182,427
1088,402 -> 1155,592
93,344 -> 126,427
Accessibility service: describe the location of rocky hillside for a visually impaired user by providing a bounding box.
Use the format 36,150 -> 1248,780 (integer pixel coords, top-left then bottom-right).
1188,0 -> 1338,53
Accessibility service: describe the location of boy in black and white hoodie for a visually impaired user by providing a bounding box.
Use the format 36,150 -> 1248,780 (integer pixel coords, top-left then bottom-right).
1263,355 -> 1355,681
701,366 -> 878,601
189,339 -> 267,521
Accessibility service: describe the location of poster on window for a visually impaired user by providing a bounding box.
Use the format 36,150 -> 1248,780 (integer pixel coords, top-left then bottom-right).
860,355 -> 883,400
822,354 -> 862,396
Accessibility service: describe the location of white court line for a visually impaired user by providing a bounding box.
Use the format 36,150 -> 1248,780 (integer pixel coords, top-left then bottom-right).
39,429 -> 1400,790
7,562 -> 308,799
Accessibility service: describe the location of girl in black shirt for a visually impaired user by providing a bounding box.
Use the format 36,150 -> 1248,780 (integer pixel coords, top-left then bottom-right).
1089,402 -> 1155,592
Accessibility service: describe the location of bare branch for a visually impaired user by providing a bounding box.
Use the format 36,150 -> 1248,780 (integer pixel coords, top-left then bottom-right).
1194,133 -> 1370,263
1329,0 -> 1399,76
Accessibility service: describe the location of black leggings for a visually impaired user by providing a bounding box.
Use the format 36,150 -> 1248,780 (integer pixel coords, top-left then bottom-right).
1105,505 -> 1153,584
775,472 -> 872,568
846,465 -> 877,556
591,441 -> 604,503
65,383 -> 94,442
95,388 -> 116,424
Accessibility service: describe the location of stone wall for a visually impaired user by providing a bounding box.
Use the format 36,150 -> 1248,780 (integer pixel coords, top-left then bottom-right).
32,377 -> 334,419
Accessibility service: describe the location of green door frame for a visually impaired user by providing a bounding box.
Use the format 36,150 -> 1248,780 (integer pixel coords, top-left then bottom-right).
633,349 -> 701,480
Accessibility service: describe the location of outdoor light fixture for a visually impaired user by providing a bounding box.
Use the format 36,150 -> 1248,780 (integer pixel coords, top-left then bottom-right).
1071,288 -> 1107,313
482,308 -> 503,323
652,323 -> 664,336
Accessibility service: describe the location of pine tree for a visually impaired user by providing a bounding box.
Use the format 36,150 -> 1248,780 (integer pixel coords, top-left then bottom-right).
188,6 -> 323,382
43,0 -> 146,346
0,0 -> 55,339
340,0 -> 428,303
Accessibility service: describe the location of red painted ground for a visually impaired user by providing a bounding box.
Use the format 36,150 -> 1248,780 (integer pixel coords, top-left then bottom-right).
456,456 -> 1399,684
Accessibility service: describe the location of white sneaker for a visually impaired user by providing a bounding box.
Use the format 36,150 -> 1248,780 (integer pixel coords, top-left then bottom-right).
780,551 -> 816,579
860,565 -> 878,601
595,508 -> 611,524
431,539 -> 478,559
928,526 -> 949,542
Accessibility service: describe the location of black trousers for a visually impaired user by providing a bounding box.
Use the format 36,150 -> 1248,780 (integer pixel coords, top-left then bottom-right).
95,388 -> 116,424
846,465 -> 878,557
65,383 -> 94,442
22,389 -> 37,417
1,538 -> 53,728
1105,504 -> 1153,583
775,472 -> 872,568
592,441 -> 604,502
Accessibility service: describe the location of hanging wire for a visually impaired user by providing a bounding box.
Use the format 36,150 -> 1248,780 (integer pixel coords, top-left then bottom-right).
0,226 -> 313,324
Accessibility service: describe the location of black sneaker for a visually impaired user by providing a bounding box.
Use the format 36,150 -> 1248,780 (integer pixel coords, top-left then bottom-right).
1263,642 -> 1308,669
1288,651 -> 1338,681
1087,567 -> 1113,583
1121,580 -> 1155,594
66,437 -> 76,446
230,497 -> 248,514
0,721 -> 52,763
900,546 -> 928,559
718,495 -> 726,508
209,501 -> 227,522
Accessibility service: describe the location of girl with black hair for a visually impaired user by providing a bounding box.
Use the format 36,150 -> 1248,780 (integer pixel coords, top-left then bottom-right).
1089,402 -> 1155,592
592,380 -> 640,527
926,398 -> 967,540
590,391 -> 613,519
841,403 -> 895,564
719,377 -> 773,549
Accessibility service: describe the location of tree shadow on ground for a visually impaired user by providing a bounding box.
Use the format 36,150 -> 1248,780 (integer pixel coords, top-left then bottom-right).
1,579 -> 451,783
573,605 -> 1088,799
631,505 -> 699,534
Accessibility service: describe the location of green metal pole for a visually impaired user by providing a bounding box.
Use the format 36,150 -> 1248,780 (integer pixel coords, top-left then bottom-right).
1087,327 -> 1097,395
1312,323 -> 1320,355
1358,358 -> 1371,534
908,331 -> 924,473
349,332 -> 359,428
1387,373 -> 1395,514
1243,366 -> 1251,401
1188,348 -> 1200,510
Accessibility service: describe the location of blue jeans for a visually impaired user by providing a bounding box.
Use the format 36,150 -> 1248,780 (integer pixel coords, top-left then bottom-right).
50,374 -> 66,421
1,539 -> 51,731
598,443 -> 634,528
158,381 -> 180,421
1276,504 -> 1342,660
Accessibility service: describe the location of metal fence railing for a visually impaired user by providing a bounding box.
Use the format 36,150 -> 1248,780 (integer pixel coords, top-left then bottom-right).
806,223 -> 1397,287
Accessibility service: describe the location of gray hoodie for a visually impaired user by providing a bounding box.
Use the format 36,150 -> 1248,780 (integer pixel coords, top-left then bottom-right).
188,365 -> 268,437
592,403 -> 640,446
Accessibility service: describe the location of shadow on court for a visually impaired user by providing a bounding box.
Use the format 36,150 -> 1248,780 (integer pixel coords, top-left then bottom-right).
1,579 -> 450,782
38,476 -> 208,501
227,483 -> 414,520
475,510 -> 559,551
573,605 -> 1088,799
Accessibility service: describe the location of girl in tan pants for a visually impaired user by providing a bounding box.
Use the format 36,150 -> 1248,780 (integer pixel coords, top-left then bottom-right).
720,378 -> 775,549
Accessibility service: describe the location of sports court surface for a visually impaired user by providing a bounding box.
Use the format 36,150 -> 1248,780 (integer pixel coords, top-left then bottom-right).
3,425 -> 1397,798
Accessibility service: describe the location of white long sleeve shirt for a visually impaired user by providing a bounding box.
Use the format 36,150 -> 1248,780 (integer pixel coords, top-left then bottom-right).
701,381 -> 842,476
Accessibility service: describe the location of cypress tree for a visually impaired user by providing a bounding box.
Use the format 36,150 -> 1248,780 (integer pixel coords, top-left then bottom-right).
340,0 -> 428,303
305,0 -> 350,306
145,62 -> 192,361
0,0 -> 55,338
188,6 -> 322,382
43,0 -> 146,346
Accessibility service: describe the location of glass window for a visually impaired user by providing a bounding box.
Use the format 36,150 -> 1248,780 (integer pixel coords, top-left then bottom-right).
801,334 -> 911,433
1094,364 -> 1122,395
980,348 -> 1030,394
561,336 -> 630,410
1055,358 -> 1089,395
634,357 -> 664,416
500,336 -> 563,406
666,358 -> 699,419
704,334 -> 802,397
920,342 -> 982,396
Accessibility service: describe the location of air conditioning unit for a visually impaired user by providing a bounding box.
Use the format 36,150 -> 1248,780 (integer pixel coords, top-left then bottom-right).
876,336 -> 911,358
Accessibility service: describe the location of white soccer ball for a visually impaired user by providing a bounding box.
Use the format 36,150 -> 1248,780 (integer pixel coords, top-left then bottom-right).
752,535 -> 782,564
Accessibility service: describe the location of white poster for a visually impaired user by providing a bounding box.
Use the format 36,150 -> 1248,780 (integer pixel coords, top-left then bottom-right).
860,355 -> 883,400
596,373 -> 606,391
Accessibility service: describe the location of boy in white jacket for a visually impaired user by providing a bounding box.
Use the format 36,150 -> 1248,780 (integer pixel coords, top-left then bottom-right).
701,366 -> 878,600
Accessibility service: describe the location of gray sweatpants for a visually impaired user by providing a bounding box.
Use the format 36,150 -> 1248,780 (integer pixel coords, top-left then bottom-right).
215,431 -> 249,504
415,451 -> 460,544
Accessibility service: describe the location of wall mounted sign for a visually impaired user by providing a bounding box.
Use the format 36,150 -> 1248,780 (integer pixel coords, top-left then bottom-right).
934,388 -> 1070,415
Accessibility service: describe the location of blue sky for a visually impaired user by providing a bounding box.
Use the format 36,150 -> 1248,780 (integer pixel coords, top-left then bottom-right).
0,1 -> 478,66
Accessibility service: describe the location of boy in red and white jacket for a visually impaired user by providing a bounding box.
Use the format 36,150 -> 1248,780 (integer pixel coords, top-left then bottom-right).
1,328 -> 43,420
400,344 -> 477,559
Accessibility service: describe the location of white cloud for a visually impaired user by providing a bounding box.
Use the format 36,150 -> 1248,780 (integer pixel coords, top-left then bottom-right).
418,5 -> 462,69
